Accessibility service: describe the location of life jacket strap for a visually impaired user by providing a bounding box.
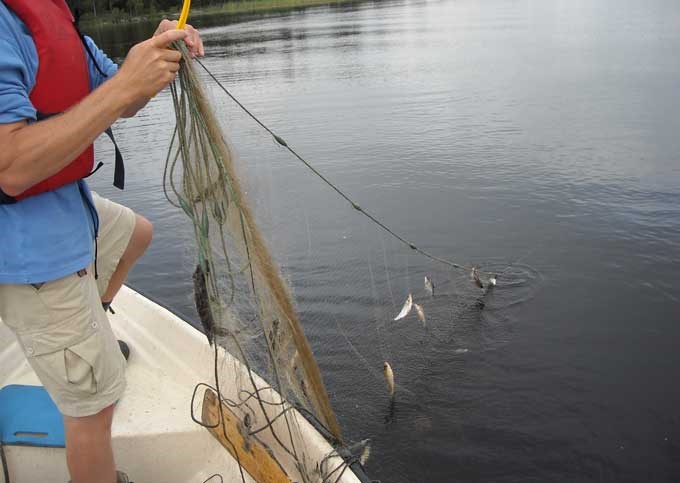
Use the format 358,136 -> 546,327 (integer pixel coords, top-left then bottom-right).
0,190 -> 16,205
106,127 -> 125,190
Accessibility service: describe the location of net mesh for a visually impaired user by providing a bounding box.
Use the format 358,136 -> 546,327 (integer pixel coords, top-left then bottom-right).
163,44 -> 349,483
163,42 -> 540,482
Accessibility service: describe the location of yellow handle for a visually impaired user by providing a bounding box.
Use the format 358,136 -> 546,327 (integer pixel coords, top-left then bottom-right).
177,0 -> 191,29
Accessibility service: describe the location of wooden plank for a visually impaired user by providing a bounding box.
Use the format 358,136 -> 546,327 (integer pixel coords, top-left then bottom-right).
201,387 -> 291,483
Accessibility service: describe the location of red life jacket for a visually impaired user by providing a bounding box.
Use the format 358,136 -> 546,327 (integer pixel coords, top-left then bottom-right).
2,0 -> 97,201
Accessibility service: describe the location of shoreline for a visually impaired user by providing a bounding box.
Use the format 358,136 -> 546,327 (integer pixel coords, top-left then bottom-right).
79,0 -> 364,28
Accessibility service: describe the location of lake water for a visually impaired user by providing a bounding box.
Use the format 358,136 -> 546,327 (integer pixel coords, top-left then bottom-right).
86,0 -> 680,481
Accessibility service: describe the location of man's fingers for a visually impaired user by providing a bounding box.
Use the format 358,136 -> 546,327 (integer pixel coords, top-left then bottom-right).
152,29 -> 187,48
184,24 -> 205,57
185,25 -> 198,54
166,61 -> 181,73
159,48 -> 182,62
154,18 -> 175,35
150,22 -> 203,57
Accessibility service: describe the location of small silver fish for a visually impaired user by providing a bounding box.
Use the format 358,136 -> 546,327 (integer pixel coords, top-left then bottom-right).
424,276 -> 434,296
471,267 -> 484,289
359,444 -> 371,466
394,293 -> 413,320
340,439 -> 372,467
488,274 -> 498,287
414,303 -> 426,326
383,361 -> 395,397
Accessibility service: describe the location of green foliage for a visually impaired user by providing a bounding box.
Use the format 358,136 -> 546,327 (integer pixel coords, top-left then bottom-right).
67,0 -> 359,27
67,0 -> 229,19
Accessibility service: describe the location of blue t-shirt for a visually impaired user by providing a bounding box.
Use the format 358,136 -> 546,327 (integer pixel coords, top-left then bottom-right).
0,2 -> 119,284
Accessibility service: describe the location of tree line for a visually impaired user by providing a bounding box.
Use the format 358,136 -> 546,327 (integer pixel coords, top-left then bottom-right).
66,0 -> 229,19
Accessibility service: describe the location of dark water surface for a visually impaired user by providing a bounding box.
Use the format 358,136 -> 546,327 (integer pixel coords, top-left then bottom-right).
87,0 -> 680,481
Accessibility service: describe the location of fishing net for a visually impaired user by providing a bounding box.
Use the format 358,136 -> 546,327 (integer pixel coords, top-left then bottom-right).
162,41 -> 538,482
165,43 -> 349,482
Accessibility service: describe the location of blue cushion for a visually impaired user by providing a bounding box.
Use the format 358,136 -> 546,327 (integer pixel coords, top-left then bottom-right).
0,385 -> 65,447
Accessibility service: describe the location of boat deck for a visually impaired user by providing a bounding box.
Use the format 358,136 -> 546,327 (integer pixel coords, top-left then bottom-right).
1,286 -> 361,483
1,286 -> 252,483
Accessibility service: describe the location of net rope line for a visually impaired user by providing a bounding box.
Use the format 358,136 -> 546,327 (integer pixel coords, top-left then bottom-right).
194,57 -> 492,278
175,41 -> 340,436
173,3 -> 365,475
171,72 -> 291,480
164,42 -> 363,482
169,60 -> 308,462
171,81 -> 318,482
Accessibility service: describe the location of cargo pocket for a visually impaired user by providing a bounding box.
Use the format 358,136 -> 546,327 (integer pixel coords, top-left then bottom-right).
64,331 -> 103,395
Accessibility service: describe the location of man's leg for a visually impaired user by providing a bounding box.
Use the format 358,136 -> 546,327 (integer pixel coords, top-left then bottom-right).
101,214 -> 153,305
91,193 -> 152,305
64,405 -> 116,483
0,270 -> 128,483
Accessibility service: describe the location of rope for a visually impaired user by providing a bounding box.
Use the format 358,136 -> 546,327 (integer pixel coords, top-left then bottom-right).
170,42 -> 343,482
194,58 -> 484,275
0,443 -> 9,483
201,475 -> 223,483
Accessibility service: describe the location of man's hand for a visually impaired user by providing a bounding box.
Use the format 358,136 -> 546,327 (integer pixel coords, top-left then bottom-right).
154,19 -> 205,58
115,20 -> 204,117
114,29 -> 187,108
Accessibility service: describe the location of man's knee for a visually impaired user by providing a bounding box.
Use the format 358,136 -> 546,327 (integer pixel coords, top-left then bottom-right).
124,215 -> 153,261
134,215 -> 153,252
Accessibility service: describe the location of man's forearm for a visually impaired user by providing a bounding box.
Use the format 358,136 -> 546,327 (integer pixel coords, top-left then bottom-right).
0,76 -> 131,196
0,28 -> 189,196
122,95 -> 150,118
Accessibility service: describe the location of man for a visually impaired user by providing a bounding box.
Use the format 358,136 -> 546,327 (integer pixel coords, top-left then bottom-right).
0,1 -> 203,482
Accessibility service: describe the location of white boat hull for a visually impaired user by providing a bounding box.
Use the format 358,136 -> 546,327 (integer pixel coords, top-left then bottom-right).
0,285 -> 363,483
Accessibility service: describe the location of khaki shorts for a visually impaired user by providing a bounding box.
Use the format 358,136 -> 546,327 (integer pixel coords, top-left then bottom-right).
0,193 -> 136,417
